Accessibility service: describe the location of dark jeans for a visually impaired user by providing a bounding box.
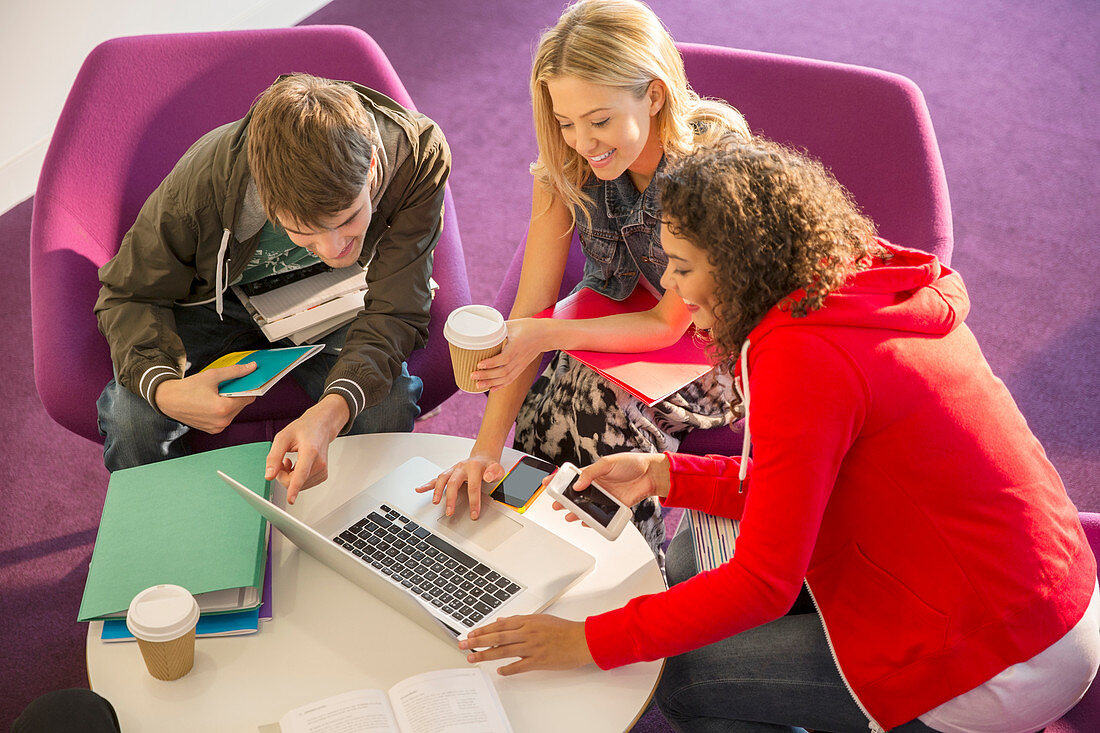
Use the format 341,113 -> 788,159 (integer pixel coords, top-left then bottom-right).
655,530 -> 939,733
11,690 -> 121,733
97,294 -> 422,471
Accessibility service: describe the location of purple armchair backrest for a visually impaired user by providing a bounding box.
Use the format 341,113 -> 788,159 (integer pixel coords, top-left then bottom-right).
30,26 -> 470,445
492,44 -> 954,456
679,43 -> 953,263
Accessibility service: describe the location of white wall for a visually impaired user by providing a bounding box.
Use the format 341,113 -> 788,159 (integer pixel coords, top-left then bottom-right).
0,0 -> 330,215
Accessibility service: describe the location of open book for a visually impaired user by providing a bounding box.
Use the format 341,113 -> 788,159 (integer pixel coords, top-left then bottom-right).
533,286 -> 715,406
266,668 -> 512,733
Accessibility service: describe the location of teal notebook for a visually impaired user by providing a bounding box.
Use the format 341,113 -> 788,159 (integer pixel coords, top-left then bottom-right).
78,442 -> 271,622
202,344 -> 323,397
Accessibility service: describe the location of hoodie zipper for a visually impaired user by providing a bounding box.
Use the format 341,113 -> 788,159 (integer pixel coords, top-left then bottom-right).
177,228 -> 233,310
805,580 -> 886,733
733,340 -> 752,493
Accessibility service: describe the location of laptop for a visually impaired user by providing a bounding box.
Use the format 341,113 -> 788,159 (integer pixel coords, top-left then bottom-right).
218,457 -> 595,646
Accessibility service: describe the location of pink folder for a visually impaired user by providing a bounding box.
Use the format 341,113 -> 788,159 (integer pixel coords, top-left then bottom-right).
533,287 -> 715,406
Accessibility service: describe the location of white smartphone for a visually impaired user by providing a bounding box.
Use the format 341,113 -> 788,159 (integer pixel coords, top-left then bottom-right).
544,462 -> 632,541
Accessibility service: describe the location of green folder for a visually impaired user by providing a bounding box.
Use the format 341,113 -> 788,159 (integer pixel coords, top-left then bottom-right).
78,442 -> 272,622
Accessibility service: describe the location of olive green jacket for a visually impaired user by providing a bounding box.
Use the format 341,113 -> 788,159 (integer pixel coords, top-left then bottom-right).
95,83 -> 450,430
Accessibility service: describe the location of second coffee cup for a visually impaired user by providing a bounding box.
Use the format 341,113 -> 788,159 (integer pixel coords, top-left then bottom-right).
443,305 -> 507,393
126,584 -> 200,681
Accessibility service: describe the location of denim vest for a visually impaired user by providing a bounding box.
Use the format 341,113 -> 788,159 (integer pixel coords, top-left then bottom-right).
573,156 -> 668,301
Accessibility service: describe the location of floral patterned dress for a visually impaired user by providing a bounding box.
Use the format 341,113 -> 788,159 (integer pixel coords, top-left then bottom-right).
514,160 -> 739,559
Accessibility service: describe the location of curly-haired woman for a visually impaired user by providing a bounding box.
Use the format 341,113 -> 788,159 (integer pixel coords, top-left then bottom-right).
460,136 -> 1100,733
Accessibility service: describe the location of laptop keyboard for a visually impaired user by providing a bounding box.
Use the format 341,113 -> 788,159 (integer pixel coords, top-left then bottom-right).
333,504 -> 522,627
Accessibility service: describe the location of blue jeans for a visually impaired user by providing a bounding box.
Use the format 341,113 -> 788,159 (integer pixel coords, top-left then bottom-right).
97,294 -> 422,471
655,530 -> 938,733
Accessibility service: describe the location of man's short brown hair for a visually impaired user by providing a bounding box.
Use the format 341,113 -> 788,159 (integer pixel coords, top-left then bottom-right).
248,74 -> 376,229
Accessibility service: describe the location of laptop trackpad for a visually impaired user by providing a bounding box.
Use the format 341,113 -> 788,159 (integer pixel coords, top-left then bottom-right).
436,506 -> 521,552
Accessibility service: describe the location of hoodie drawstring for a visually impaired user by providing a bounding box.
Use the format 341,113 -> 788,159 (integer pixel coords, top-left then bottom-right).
215,228 -> 231,320
734,340 -> 751,492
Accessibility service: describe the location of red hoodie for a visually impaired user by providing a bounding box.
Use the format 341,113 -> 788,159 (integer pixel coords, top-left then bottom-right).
584,243 -> 1095,730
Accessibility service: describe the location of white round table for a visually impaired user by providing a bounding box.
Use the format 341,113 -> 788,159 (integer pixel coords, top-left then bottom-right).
87,433 -> 666,732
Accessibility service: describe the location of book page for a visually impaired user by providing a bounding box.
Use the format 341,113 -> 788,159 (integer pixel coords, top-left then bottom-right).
279,689 -> 399,733
259,290 -> 365,342
286,311 -> 359,346
247,267 -> 368,322
388,668 -> 512,733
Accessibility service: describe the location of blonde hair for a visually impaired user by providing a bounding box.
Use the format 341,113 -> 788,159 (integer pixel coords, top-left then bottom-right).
530,0 -> 750,226
248,74 -> 375,229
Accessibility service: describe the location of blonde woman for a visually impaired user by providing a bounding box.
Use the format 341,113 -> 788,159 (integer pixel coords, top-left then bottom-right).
421,0 -> 750,555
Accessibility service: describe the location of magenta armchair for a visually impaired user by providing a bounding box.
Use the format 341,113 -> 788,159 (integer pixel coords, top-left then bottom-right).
494,44 -> 953,456
1047,511 -> 1100,732
679,43 -> 952,261
30,26 -> 470,449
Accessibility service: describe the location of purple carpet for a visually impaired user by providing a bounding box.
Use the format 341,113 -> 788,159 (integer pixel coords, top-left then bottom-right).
2,0 -> 1097,728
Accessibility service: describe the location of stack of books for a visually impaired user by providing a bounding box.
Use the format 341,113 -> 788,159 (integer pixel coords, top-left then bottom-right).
234,265 -> 441,346
234,263 -> 369,345
79,442 -> 275,639
100,544 -> 273,641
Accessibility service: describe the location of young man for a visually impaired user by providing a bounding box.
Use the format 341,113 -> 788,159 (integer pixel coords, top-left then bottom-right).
95,74 -> 450,501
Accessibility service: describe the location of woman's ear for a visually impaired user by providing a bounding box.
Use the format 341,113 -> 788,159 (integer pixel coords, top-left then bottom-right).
647,80 -> 667,116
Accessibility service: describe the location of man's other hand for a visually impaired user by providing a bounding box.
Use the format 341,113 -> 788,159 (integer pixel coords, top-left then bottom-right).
154,362 -> 259,433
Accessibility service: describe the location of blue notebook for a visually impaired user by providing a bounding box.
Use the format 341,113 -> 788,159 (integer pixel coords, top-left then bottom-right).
101,607 -> 261,642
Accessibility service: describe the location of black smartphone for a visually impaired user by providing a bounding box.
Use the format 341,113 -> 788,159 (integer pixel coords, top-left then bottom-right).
560,473 -> 625,528
544,462 -> 632,540
489,455 -> 557,512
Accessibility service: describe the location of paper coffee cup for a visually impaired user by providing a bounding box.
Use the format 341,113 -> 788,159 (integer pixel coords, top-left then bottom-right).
126,584 -> 200,681
443,305 -> 507,393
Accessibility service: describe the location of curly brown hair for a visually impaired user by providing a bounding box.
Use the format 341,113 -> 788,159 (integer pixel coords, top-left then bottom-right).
657,135 -> 884,367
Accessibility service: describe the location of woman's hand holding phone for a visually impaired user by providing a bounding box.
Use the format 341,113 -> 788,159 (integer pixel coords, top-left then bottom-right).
575,452 -> 672,505
544,462 -> 628,540
545,454 -> 672,539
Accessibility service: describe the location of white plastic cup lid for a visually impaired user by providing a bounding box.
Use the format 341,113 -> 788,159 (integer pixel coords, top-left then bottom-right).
125,584 -> 200,643
443,305 -> 507,350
